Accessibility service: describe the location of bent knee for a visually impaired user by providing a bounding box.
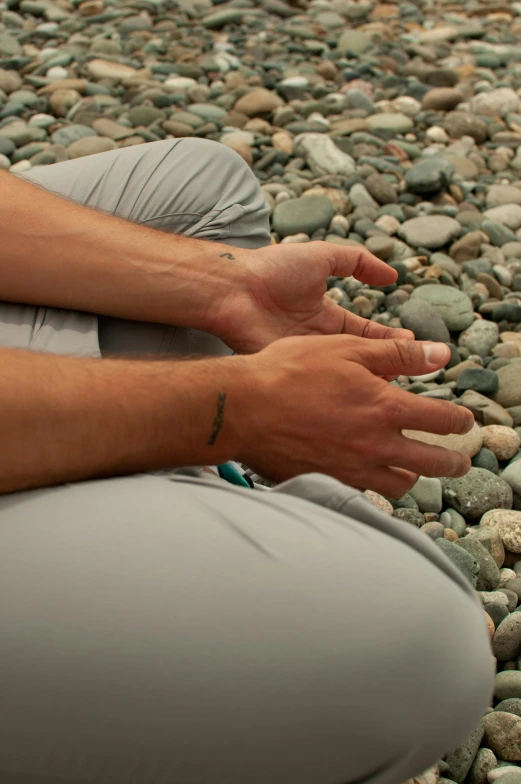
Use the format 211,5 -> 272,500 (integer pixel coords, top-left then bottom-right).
173,137 -> 265,207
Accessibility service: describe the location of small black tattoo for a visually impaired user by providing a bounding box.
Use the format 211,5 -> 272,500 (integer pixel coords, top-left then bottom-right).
207,392 -> 227,446
219,252 -> 235,260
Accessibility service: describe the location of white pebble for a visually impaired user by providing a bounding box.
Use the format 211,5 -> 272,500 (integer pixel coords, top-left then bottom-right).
213,41 -> 235,53
326,286 -> 344,303
36,22 -> 59,34
0,154 -> 10,171
402,256 -> 424,272
488,768 -> 521,783
494,265 -> 513,287
9,160 -> 31,174
330,214 -> 350,232
163,76 -> 197,92
375,214 -> 401,235
409,370 -> 443,383
425,126 -> 450,144
479,591 -> 509,606
280,233 -> 310,244
499,568 -> 517,587
39,47 -> 58,59
29,113 -> 56,128
46,65 -> 69,81
307,111 -> 330,129
280,75 -> 309,88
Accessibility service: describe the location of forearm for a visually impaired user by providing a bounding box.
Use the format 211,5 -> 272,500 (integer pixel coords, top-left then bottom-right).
0,171 -> 244,332
0,348 -> 248,494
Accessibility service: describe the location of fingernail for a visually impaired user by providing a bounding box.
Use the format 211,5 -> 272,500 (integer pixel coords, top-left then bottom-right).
422,342 -> 449,366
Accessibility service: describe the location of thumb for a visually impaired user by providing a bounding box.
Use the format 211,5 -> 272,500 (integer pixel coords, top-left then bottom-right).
346,339 -> 450,377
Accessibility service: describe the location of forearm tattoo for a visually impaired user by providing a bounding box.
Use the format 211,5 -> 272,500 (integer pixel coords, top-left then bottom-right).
207,392 -> 227,446
219,252 -> 235,260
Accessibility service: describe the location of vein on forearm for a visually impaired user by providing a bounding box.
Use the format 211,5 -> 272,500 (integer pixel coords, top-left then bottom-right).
0,171 -> 243,333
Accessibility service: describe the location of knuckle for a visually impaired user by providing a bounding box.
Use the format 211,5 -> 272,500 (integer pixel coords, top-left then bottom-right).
429,449 -> 465,478
381,395 -> 408,427
387,339 -> 416,375
429,456 -> 450,477
351,248 -> 365,279
434,403 -> 456,435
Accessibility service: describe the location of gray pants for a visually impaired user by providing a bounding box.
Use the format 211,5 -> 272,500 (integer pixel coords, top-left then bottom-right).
0,140 -> 494,784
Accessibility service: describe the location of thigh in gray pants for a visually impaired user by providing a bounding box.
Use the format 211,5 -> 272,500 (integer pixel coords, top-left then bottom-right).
0,140 -> 494,784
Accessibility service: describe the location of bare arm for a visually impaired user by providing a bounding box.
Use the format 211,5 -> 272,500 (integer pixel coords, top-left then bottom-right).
0,170 -> 244,333
0,336 -> 474,498
0,348 -> 247,495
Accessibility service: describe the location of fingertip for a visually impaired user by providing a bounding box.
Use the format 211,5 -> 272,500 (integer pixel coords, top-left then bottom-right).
455,455 -> 472,477
459,409 -> 475,435
422,342 -> 451,368
387,264 -> 398,281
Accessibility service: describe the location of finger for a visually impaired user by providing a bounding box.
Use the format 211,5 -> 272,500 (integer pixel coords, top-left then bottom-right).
326,245 -> 398,287
361,467 -> 418,499
341,311 -> 415,342
382,435 -> 472,478
345,337 -> 450,377
389,388 -> 475,436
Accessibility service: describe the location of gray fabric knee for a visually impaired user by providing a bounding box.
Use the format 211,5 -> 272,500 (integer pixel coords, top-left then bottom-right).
0,473 -> 494,784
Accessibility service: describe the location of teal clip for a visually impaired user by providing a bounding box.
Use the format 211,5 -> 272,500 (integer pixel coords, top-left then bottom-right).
217,463 -> 251,488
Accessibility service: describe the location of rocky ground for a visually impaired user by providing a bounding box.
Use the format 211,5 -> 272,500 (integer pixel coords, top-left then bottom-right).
1,0 -> 521,777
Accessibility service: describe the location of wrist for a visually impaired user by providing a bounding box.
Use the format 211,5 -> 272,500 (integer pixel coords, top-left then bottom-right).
130,237 -> 250,337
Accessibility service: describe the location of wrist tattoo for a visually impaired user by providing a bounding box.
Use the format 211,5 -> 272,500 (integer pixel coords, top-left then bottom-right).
207,392 -> 227,446
219,253 -> 235,260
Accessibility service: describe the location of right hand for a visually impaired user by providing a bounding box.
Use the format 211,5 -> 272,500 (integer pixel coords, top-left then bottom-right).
236,335 -> 474,498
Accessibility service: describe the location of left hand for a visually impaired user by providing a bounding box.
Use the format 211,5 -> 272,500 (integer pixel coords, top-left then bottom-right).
212,241 -> 414,354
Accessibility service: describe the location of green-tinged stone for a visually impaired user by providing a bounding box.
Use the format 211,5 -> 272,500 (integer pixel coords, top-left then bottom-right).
272,195 -> 334,238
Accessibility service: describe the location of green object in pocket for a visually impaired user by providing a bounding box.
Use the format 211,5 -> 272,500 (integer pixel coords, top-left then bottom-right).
217,463 -> 251,488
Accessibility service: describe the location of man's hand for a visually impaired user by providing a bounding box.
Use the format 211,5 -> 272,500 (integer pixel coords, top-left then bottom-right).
237,335 -> 473,498
0,336 -> 471,496
211,242 -> 414,354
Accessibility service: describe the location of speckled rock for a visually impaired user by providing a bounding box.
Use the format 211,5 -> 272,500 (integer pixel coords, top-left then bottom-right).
495,700 -> 521,719
293,133 -> 356,177
481,427 -> 521,461
443,469 -> 513,520
456,537 -> 501,591
471,749 -> 499,784
481,510 -> 521,554
495,672 -> 521,700
364,490 -> 393,515
435,538 -> 480,586
459,321 -> 500,358
492,613 -> 521,661
482,711 -> 521,761
468,527 -> 506,568
444,721 -> 485,783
